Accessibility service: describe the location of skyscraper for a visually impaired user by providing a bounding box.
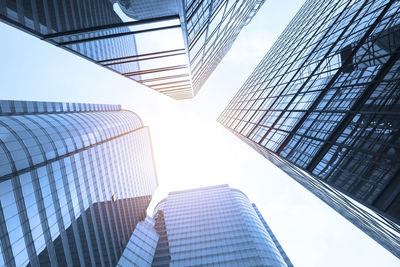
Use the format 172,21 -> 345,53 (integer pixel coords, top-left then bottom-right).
0,100 -> 158,266
150,184 -> 293,266
0,0 -> 265,100
218,0 -> 400,258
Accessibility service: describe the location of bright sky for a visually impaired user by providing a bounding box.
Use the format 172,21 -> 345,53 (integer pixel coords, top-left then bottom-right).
0,0 -> 399,266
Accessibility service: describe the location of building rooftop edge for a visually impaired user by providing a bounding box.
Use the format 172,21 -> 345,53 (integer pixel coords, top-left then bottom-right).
153,185 -> 251,214
0,100 -> 121,116
167,184 -> 229,195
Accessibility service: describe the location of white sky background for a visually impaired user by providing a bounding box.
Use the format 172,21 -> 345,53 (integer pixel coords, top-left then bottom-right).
0,0 -> 399,266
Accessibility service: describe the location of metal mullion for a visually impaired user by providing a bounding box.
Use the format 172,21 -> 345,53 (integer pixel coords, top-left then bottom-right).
149,80 -> 191,88
157,85 -> 193,92
275,0 -> 386,156
96,48 -> 186,63
305,15 -> 400,171
85,150 -> 112,266
102,52 -> 186,67
57,24 -> 180,46
42,15 -> 180,39
240,0 -> 348,133
221,0 -> 334,129
139,74 -> 189,83
0,199 -> 17,266
124,65 -> 188,76
91,149 -> 118,263
186,0 -> 204,19
159,87 -> 193,93
333,81 -> 400,196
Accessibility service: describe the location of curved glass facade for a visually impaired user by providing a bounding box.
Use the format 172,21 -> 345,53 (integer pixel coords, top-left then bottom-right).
151,184 -> 292,267
0,100 -> 158,266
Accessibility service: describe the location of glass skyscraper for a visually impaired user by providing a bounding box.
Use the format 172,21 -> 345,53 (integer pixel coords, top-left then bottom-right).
218,0 -> 400,258
0,100 -> 158,266
0,0 -> 265,100
150,184 -> 293,266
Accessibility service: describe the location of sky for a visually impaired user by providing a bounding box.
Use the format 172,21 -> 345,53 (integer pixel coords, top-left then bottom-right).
0,0 -> 399,266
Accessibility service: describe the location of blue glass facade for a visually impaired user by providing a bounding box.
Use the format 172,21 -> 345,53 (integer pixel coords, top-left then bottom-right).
117,216 -> 159,267
219,0 -> 400,258
151,184 -> 291,267
252,204 -> 293,267
180,0 -> 266,97
118,0 -> 266,99
0,0 -> 264,100
0,100 -> 158,266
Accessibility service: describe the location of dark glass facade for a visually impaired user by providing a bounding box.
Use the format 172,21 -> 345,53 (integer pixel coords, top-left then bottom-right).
219,0 -> 400,258
151,184 -> 292,266
0,0 -> 264,100
0,100 -> 158,266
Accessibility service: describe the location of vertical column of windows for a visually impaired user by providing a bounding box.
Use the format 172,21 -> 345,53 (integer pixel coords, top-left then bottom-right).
119,136 -> 137,227
0,200 -> 16,267
28,113 -> 76,264
53,111 -> 93,266
69,153 -> 97,266
37,166 -> 61,257
11,173 -> 40,266
92,147 -> 119,264
5,117 -> 65,266
61,156 -> 86,266
113,137 -> 135,234
102,141 -> 128,251
45,162 -> 74,266
88,147 -> 113,266
0,120 -> 36,266
19,173 -> 45,259
80,149 -> 106,267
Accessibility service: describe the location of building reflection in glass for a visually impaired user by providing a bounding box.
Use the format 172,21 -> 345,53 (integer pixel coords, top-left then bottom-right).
219,0 -> 400,258
0,100 -> 158,266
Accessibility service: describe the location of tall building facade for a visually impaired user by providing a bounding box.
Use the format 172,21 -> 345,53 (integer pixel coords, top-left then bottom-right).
218,0 -> 400,258
0,100 -> 158,266
0,0 -> 265,100
117,216 -> 159,267
150,184 -> 293,267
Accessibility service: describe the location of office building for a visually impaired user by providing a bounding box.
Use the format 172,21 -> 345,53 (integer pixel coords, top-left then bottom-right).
0,100 -> 158,266
150,184 -> 293,266
0,0 -> 265,99
218,0 -> 400,258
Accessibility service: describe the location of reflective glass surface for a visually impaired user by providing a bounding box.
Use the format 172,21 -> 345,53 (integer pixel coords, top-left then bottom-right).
218,0 -> 400,258
117,216 -> 159,267
0,0 -> 264,100
0,100 -> 158,266
152,185 -> 291,267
